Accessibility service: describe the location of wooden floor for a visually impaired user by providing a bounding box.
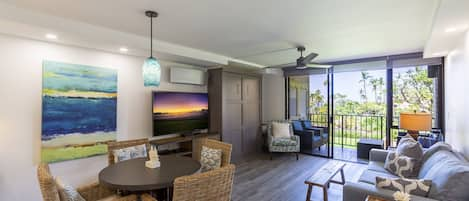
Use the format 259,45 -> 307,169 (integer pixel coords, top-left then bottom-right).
232,153 -> 366,201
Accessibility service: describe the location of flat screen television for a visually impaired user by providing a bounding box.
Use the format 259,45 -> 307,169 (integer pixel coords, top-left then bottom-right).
152,91 -> 209,136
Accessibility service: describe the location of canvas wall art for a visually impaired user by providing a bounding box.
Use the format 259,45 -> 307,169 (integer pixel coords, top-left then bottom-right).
41,61 -> 117,163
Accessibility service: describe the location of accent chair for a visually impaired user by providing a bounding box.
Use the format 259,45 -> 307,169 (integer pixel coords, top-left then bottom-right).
292,120 -> 324,154
37,163 -> 156,201
172,164 -> 236,201
267,120 -> 300,160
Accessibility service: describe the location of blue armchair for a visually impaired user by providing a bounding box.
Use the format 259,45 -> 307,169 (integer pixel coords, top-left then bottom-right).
292,120 -> 325,154
267,120 -> 300,160
302,120 -> 328,146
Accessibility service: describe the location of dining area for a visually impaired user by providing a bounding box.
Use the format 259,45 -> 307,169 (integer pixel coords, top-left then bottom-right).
37,138 -> 235,201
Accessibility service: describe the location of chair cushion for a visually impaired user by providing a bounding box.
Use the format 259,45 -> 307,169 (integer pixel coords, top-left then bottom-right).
384,152 -> 419,178
419,150 -> 469,201
200,146 -> 222,172
113,144 -> 147,163
376,176 -> 432,197
359,169 -> 398,185
272,122 -> 291,138
272,137 -> 298,146
55,177 -> 85,201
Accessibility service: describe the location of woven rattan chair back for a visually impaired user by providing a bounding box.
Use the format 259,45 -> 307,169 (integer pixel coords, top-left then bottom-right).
172,164 -> 235,201
107,138 -> 150,165
37,163 -> 61,201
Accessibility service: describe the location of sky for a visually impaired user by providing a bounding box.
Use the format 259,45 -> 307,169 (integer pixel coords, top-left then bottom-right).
153,92 -> 208,113
310,69 -> 386,101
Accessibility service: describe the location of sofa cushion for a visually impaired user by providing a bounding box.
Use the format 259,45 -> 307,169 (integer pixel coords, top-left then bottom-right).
384,152 -> 419,178
359,169 -> 398,185
368,161 -> 389,174
419,150 -> 469,201
376,176 -> 432,197
422,142 -> 452,164
271,137 -> 298,146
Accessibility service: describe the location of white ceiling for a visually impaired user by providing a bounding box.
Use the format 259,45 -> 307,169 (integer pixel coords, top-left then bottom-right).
424,0 -> 469,58
0,0 -> 439,67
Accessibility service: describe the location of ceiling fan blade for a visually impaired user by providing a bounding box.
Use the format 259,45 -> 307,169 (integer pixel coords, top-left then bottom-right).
301,52 -> 319,64
306,63 -> 332,68
266,62 -> 296,68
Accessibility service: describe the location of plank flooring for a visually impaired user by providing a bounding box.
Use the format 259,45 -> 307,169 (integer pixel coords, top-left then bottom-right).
232,153 -> 366,201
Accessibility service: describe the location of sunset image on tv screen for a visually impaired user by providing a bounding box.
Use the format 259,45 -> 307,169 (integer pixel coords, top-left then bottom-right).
152,92 -> 208,135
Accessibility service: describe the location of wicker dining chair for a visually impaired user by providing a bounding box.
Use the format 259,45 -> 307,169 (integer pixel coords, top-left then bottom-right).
194,138 -> 232,167
37,163 -> 157,201
107,138 -> 151,165
172,164 -> 236,201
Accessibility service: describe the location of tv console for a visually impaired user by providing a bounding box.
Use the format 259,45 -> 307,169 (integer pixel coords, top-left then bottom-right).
149,132 -> 219,158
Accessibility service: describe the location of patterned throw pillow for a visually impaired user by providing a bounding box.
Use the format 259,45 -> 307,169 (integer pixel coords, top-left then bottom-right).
384,152 -> 418,178
376,176 -> 432,197
55,177 -> 86,201
200,146 -> 222,172
113,144 -> 147,163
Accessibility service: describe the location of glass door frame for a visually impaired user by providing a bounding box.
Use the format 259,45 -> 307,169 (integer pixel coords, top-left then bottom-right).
285,68 -> 334,158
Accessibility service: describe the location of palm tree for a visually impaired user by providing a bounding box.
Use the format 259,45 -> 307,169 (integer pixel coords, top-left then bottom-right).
370,78 -> 379,103
359,72 -> 371,102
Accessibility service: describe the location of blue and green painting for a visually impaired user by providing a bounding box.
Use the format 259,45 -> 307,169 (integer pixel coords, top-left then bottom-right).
41,61 -> 117,163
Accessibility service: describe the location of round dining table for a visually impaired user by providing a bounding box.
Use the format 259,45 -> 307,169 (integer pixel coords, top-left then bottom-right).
99,156 -> 201,201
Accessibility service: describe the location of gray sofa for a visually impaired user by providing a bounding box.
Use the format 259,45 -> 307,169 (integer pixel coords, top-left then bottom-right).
343,145 -> 469,201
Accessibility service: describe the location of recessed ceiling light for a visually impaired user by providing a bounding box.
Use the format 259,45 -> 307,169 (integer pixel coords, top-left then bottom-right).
45,33 -> 57,40
445,25 -> 468,33
119,47 -> 129,52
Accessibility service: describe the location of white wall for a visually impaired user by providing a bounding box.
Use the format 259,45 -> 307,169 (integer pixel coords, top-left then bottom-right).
445,30 -> 469,158
261,74 -> 285,122
0,34 -> 206,200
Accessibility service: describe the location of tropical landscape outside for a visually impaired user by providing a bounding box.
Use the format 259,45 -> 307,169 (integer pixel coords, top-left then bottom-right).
309,66 -> 435,152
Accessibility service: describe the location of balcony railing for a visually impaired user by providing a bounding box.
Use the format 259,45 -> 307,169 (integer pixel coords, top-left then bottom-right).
310,114 -> 385,148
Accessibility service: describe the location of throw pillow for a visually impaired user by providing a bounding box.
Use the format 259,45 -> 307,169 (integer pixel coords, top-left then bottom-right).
397,135 -> 423,159
384,152 -> 418,178
271,122 -> 291,138
376,176 -> 432,197
113,144 -> 147,163
55,177 -> 86,201
200,146 -> 222,172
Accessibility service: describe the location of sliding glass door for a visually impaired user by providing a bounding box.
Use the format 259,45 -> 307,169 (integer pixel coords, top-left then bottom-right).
287,68 -> 333,158
285,53 -> 444,161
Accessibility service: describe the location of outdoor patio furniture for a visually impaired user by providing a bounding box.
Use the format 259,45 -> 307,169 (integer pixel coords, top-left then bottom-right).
302,120 -> 328,146
292,120 -> 324,154
357,138 -> 384,160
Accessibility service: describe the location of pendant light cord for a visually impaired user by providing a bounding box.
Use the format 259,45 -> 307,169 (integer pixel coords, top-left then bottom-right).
150,16 -> 153,58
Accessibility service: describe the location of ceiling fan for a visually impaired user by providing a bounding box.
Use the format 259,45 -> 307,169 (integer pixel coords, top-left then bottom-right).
266,46 -> 331,70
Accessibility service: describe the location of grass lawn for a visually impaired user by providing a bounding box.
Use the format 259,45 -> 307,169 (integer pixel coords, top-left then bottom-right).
41,144 -> 108,163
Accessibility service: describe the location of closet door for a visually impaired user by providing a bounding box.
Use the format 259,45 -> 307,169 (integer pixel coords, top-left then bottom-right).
242,77 -> 260,154
222,72 -> 243,160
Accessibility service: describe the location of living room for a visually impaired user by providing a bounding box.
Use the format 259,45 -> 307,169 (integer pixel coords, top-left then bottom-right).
1,1 -> 469,201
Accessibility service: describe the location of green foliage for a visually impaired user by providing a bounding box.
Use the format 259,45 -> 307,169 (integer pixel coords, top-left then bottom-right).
308,67 -> 434,147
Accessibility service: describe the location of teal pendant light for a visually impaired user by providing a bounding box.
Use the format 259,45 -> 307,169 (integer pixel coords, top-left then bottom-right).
143,10 -> 160,87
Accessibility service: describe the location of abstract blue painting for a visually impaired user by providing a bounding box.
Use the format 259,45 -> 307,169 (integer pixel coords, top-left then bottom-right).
41,61 -> 117,163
